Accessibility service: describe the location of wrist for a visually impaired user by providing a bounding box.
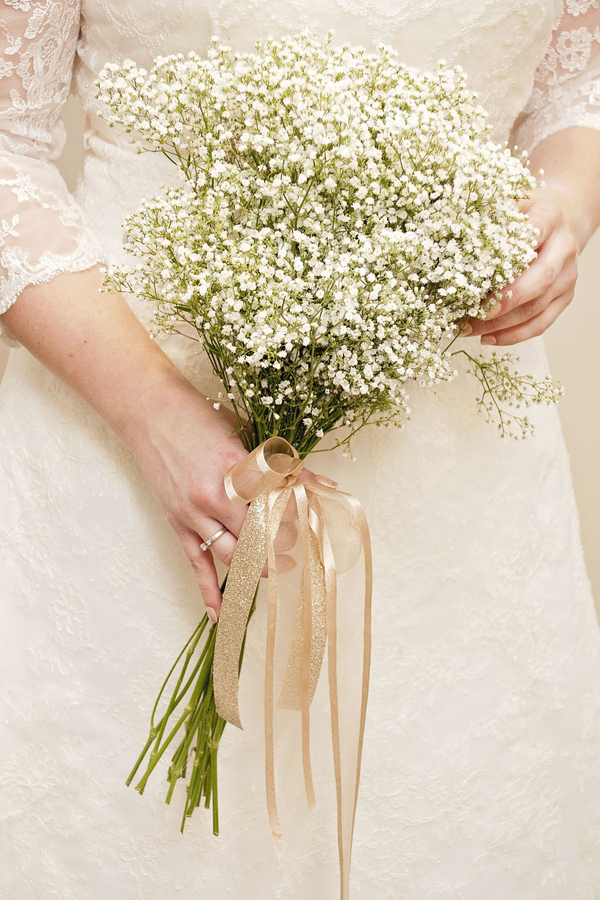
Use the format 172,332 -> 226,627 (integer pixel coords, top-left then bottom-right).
526,127 -> 600,253
113,367 -> 207,451
528,183 -> 587,252
117,369 -> 247,506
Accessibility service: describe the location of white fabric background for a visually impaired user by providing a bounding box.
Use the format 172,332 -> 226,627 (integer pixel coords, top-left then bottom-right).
545,231 -> 600,606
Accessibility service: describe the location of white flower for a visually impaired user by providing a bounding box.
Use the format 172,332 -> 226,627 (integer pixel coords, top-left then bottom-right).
98,34 -> 551,448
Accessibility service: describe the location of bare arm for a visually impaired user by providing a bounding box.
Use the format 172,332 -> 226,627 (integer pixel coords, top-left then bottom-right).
529,126 -> 600,252
3,267 -> 323,615
2,267 -> 250,617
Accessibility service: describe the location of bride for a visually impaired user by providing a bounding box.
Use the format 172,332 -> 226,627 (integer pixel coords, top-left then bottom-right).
2,2 -> 600,897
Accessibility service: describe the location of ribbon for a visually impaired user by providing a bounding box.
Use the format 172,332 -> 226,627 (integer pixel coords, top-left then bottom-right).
213,437 -> 372,900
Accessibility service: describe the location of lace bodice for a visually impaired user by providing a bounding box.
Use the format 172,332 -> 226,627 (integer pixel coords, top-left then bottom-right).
0,1 -> 599,323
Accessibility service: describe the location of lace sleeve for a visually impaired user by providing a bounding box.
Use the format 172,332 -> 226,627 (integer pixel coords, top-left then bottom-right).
0,1 -> 103,321
511,1 -> 600,152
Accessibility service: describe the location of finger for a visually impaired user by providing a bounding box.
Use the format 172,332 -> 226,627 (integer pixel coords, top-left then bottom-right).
195,466 -> 334,586
203,487 -> 248,539
298,468 -> 319,484
175,524 -> 223,617
300,466 -> 338,487
468,260 -> 576,336
191,479 -> 248,556
195,513 -> 240,570
518,197 -> 564,249
481,227 -> 577,319
195,507 -> 270,579
480,292 -> 573,346
275,518 -> 298,553
204,465 -> 329,558
275,553 -> 297,574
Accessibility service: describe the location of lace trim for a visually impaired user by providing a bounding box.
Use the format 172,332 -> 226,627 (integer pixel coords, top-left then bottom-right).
513,85 -> 600,149
0,159 -> 87,228
0,231 -> 104,343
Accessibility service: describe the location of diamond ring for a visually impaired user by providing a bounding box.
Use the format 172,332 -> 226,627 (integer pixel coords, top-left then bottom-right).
200,527 -> 228,552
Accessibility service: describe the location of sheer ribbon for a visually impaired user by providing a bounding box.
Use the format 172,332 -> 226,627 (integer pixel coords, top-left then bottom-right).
213,437 -> 372,900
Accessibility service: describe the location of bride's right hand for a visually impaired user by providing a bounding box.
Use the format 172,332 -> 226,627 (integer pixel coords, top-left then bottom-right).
2,268 -> 250,620
123,374 -> 325,620
119,373 -> 251,620
1,269 -> 323,620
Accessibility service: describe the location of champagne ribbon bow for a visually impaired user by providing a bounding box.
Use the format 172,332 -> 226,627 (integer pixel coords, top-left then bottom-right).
213,437 -> 372,900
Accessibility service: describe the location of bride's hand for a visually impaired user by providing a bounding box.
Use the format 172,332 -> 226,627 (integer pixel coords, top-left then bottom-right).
121,374 -> 251,619
121,373 -> 321,620
1,268 -> 327,622
464,188 -> 580,345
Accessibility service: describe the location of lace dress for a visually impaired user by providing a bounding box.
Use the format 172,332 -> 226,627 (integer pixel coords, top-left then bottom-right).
2,2 -> 600,898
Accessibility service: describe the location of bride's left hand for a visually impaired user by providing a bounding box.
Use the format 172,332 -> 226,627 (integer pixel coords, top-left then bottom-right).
464,188 -> 580,345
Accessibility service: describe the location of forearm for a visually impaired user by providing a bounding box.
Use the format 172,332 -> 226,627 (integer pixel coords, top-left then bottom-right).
527,126 -> 600,251
0,265 -> 193,444
0,265 -> 255,613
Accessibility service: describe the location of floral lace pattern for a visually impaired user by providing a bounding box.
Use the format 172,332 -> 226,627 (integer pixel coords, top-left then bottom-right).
0,0 -> 102,332
511,1 -> 600,150
2,2 -> 600,899
0,1 -> 598,326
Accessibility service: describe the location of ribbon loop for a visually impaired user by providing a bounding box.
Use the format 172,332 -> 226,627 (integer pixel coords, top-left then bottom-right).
225,436 -> 304,505
213,439 -> 372,900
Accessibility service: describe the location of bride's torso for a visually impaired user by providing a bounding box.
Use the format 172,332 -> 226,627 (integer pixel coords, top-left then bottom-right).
78,0 -> 559,145
5,10 -> 600,900
71,0 -> 560,376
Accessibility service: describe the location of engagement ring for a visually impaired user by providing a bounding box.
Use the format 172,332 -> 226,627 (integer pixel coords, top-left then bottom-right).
200,527 -> 228,552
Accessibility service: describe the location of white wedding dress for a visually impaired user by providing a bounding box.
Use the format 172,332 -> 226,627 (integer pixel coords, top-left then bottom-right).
2,2 -> 600,898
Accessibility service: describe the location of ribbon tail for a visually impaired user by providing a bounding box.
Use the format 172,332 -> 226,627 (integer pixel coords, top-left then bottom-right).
216,438 -> 373,900
321,521 -> 347,899
278,523 -> 327,712
214,486 -> 293,729
265,493 -> 285,857
294,484 -> 316,811
214,491 -> 269,728
319,495 -> 372,900
344,498 -> 373,868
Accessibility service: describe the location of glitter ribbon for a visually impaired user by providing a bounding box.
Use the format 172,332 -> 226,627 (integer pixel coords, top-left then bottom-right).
213,437 -> 372,900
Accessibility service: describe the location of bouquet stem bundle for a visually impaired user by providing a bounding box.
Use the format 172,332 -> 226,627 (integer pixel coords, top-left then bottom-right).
127,588 -> 256,834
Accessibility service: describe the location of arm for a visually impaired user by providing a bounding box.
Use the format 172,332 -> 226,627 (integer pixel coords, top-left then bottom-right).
466,5 -> 600,345
0,4 -> 253,617
2,269 -> 250,617
528,126 -> 600,251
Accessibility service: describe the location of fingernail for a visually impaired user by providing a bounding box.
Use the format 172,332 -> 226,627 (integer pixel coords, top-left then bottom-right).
481,335 -> 497,345
206,607 -> 218,623
486,302 -> 503,320
460,323 -> 473,336
314,475 -> 338,488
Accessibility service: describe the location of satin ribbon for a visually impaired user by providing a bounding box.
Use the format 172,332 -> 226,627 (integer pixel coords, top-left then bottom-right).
213,437 -> 372,900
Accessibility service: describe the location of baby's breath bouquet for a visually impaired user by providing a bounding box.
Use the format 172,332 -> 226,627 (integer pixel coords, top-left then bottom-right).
97,34 -> 561,848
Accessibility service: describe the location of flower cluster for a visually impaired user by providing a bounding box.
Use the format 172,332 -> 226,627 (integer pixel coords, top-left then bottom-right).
459,350 -> 563,438
97,34 -> 556,451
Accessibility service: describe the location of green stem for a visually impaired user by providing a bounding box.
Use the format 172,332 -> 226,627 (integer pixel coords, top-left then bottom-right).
128,577 -> 258,837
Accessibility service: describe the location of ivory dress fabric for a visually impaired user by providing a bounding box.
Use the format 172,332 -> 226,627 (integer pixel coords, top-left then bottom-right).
2,2 -> 600,898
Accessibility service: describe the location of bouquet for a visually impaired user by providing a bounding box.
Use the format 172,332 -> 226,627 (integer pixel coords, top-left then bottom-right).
96,34 -> 562,898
